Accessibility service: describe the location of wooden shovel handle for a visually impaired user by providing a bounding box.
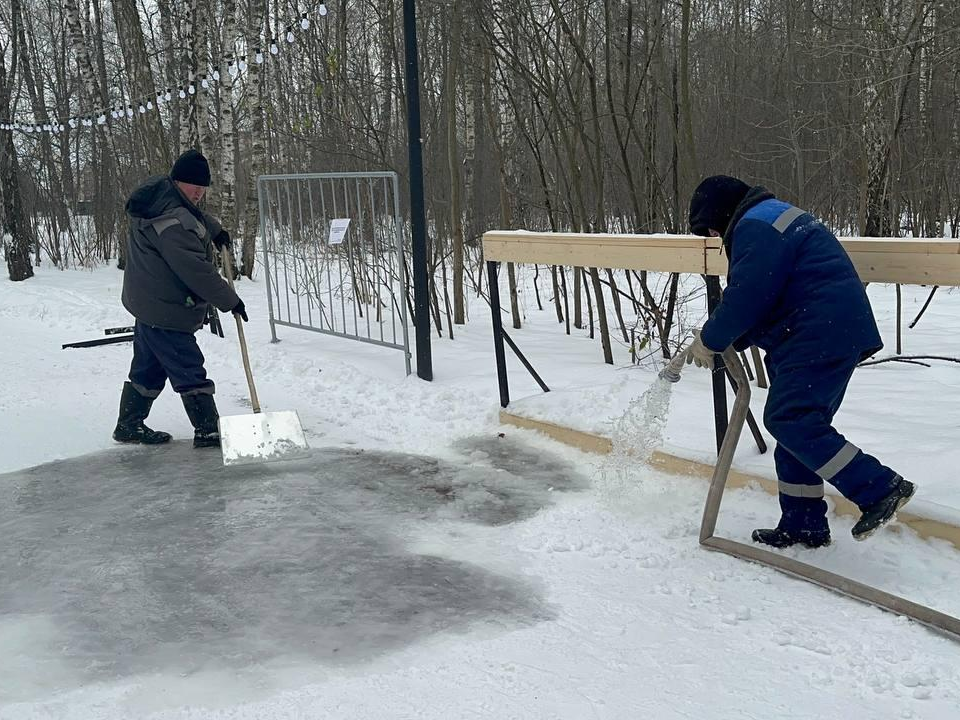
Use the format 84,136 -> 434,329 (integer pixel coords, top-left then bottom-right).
222,250 -> 261,414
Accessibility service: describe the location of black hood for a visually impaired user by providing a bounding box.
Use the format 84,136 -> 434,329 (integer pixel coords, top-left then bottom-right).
722,186 -> 776,253
689,175 -> 750,237
125,175 -> 203,222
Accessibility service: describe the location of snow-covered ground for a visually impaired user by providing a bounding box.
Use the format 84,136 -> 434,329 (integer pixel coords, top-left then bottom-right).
2,264 -> 960,719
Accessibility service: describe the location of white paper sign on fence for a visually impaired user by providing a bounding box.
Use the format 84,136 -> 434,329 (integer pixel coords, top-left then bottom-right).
328,218 -> 351,245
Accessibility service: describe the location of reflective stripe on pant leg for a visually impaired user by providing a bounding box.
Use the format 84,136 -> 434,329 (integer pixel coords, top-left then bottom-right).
778,480 -> 825,499
774,444 -> 829,533
816,441 -> 860,481
131,382 -> 162,399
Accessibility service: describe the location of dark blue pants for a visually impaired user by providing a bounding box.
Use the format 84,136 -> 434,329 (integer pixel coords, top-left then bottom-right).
128,321 -> 214,397
764,353 -> 899,533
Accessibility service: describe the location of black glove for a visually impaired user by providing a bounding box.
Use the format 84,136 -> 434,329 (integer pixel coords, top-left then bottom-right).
213,229 -> 232,250
232,298 -> 248,322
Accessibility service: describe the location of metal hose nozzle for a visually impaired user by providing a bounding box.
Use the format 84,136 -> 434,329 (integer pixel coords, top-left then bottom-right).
659,347 -> 690,383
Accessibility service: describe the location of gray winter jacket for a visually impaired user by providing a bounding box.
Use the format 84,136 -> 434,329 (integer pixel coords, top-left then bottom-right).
122,176 -> 240,332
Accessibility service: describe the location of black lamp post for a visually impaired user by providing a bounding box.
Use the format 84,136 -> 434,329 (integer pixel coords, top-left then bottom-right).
402,0 -> 433,381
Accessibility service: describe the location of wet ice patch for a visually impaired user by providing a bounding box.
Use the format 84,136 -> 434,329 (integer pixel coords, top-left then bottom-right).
313,435 -> 589,527
0,438 -> 561,703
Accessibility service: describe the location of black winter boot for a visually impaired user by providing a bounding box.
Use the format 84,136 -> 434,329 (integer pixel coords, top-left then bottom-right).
181,393 -> 221,448
752,526 -> 832,549
113,382 -> 172,445
851,477 -> 916,541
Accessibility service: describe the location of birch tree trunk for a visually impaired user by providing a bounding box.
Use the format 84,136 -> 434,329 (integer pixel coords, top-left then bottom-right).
240,0 -> 268,279
218,0 -> 239,235
64,0 -> 121,264
17,0 -> 68,265
110,0 -> 169,173
179,0 -> 201,149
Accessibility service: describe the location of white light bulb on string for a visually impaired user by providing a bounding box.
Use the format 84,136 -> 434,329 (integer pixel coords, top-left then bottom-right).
156,94 -> 164,105
286,29 -> 295,43
98,114 -> 106,124
301,13 -> 310,30
255,49 -> 264,64
319,3 -> 328,16
165,90 -> 172,101
201,76 -> 209,89
138,104 -> 146,114
188,84 -> 196,95
238,58 -> 248,72
59,124 -> 65,132
146,100 -> 154,110
228,62 -> 239,79
270,41 -> 279,55
126,107 -> 134,118
111,109 -> 119,119
179,87 -> 187,99
212,69 -> 221,81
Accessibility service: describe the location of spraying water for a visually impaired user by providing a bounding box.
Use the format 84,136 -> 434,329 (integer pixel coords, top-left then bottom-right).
597,350 -> 688,500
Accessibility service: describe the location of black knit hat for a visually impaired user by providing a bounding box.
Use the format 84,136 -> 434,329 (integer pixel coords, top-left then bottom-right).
688,175 -> 751,237
171,149 -> 211,187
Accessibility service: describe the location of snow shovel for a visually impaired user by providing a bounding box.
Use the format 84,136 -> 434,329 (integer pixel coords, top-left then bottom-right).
217,251 -> 309,466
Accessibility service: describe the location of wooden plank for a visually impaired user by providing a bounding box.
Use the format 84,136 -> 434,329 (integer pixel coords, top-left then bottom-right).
482,230 -> 960,287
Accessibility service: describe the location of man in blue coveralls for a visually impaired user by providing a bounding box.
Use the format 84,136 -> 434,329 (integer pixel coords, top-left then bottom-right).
686,175 -> 915,548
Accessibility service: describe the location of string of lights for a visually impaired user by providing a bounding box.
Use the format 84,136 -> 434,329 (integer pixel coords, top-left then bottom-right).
0,3 -> 328,134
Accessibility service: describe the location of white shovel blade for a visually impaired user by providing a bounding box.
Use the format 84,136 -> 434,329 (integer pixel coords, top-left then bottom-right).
219,410 -> 310,466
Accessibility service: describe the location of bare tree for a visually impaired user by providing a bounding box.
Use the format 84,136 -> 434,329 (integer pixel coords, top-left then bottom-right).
0,0 -> 34,280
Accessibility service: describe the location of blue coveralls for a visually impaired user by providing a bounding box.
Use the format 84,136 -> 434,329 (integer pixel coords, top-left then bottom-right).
128,322 -> 214,398
701,193 -> 901,533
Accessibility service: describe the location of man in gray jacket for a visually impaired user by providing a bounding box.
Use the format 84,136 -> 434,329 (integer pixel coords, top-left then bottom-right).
113,149 -> 246,448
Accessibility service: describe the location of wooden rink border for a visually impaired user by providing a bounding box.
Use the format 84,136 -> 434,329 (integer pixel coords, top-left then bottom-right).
482,230 -> 960,286
500,409 -> 960,551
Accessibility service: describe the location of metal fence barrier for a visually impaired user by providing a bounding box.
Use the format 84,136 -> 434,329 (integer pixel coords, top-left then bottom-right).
258,172 -> 411,375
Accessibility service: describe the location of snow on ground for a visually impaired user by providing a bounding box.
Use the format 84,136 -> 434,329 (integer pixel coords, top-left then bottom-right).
1,264 -> 960,719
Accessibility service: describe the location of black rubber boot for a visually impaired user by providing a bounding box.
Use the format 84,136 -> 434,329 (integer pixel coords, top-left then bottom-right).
851,477 -> 916,541
752,526 -> 832,549
113,382 -> 172,445
181,393 -> 221,448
